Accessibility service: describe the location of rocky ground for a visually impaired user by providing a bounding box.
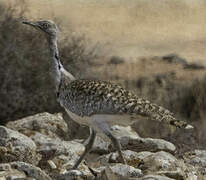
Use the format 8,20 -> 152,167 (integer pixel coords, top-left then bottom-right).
0,112 -> 205,180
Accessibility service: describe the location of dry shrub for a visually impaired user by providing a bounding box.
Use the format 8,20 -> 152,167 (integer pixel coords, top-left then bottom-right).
0,2 -> 97,124
108,56 -> 125,65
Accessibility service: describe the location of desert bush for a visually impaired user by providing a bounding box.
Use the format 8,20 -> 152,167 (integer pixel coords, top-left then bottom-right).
184,63 -> 206,70
161,53 -> 187,65
108,56 -> 125,65
0,2 -> 97,124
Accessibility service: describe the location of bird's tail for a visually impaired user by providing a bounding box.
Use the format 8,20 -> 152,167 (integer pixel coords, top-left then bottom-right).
130,98 -> 193,129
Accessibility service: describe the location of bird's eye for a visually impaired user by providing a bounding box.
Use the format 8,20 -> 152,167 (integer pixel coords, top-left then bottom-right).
43,23 -> 48,28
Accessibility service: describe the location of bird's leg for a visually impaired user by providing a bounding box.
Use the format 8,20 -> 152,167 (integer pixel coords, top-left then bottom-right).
92,115 -> 126,164
105,130 -> 126,164
92,115 -> 127,164
72,127 -> 96,169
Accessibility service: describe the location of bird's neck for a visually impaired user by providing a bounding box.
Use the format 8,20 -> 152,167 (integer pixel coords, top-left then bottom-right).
47,36 -> 62,92
47,36 -> 75,93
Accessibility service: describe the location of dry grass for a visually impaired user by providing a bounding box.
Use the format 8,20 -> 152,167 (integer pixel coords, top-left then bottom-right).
92,57 -> 206,82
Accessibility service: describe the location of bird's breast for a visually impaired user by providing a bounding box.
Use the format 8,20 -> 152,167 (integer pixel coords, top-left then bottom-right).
65,108 -> 91,126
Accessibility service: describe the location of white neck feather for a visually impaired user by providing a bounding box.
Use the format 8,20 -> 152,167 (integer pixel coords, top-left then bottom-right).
48,36 -> 75,92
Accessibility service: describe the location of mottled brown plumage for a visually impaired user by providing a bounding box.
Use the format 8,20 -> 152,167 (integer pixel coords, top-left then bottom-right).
58,77 -> 188,128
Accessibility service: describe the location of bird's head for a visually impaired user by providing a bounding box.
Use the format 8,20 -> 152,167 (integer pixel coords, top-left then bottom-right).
23,20 -> 58,37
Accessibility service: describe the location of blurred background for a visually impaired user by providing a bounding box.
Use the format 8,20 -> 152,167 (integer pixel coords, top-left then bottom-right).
1,0 -> 206,152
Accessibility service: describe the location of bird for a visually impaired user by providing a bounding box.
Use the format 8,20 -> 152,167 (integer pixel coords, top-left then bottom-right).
22,20 -> 193,169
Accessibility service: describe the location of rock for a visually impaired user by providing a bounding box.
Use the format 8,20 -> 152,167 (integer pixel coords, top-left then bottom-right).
10,161 -> 52,180
27,131 -> 85,158
37,137 -> 85,161
182,150 -> 206,178
186,172 -> 198,180
140,151 -> 178,172
51,169 -> 94,180
121,137 -> 176,153
7,112 -> 69,140
0,162 -> 52,180
109,125 -> 175,153
99,150 -> 186,179
140,175 -> 176,180
37,139 -> 92,179
109,164 -> 142,178
98,150 -> 153,167
0,126 -> 36,149
0,126 -> 40,165
97,164 -> 142,179
0,169 -> 27,179
95,166 -> 118,180
91,135 -> 110,154
185,150 -> 206,167
30,131 -> 59,147
157,169 -> 184,180
48,155 -> 94,180
0,163 -> 26,179
0,163 -> 12,171
132,151 -> 154,160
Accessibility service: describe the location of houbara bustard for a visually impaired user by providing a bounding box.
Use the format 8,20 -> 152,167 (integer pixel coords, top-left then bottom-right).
22,20 -> 193,169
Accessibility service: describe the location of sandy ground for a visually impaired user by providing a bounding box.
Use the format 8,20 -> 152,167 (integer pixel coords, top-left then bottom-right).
3,0 -> 206,64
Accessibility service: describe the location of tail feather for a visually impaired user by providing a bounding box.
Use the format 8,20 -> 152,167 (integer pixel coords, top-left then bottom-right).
128,98 -> 193,129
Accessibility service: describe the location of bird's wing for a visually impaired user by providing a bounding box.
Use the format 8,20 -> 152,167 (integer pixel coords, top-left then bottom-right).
59,78 -> 190,129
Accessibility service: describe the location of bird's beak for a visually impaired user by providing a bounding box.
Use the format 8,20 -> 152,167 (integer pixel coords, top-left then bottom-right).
22,21 -> 37,27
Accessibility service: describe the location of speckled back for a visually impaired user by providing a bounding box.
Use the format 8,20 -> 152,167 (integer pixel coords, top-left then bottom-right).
59,76 -> 172,115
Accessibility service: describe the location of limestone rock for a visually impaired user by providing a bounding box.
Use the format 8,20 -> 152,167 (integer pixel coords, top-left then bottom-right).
7,112 -> 69,140
91,135 -> 110,154
185,172 -> 198,180
140,174 -> 176,180
47,155 -> 94,180
157,169 -> 184,180
10,161 -> 52,180
109,126 -> 176,153
0,163 -> 27,179
0,162 -> 51,180
98,150 -> 153,167
96,164 -> 142,179
183,150 -> 206,179
186,150 -> 206,167
140,151 -> 177,172
109,164 -> 142,178
0,169 -> 27,179
0,163 -> 12,171
51,169 -> 95,180
38,137 -> 85,161
0,126 -> 40,165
